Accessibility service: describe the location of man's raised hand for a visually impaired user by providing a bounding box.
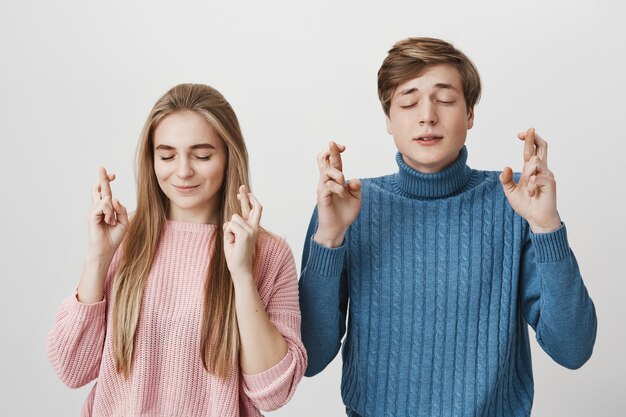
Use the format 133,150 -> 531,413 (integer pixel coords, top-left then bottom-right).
314,141 -> 362,248
500,128 -> 561,233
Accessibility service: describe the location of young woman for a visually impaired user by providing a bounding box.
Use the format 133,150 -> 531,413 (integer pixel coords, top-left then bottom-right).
46,84 -> 306,417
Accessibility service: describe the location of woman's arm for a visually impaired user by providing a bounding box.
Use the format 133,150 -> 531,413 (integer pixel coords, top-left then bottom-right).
46,167 -> 129,387
224,186 -> 306,411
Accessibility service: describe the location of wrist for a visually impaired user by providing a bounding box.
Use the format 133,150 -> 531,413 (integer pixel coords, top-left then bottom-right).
313,228 -> 346,248
84,250 -> 114,268
529,217 -> 561,234
230,270 -> 255,289
86,238 -> 117,258
231,273 -> 257,305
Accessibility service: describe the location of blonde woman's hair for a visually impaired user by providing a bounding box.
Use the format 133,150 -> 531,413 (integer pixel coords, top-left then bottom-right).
377,37 -> 481,116
112,83 -> 250,379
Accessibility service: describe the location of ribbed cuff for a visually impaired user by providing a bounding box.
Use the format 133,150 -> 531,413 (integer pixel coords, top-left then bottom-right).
530,223 -> 571,262
243,350 -> 294,393
305,237 -> 346,277
69,290 -> 106,320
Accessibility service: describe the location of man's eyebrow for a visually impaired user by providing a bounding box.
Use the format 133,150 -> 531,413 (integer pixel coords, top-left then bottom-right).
155,143 -> 216,150
398,83 -> 460,96
399,87 -> 419,96
433,83 -> 459,91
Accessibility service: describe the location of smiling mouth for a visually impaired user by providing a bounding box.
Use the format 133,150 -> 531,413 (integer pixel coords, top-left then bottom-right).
174,185 -> 199,190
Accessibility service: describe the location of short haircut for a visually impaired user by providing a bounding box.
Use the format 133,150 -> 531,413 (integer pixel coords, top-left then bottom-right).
377,37 -> 481,116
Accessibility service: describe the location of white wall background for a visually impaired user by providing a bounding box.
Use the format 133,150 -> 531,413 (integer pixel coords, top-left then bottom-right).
1,0 -> 624,415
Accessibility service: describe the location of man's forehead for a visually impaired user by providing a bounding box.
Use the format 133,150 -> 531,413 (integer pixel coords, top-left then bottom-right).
395,65 -> 463,96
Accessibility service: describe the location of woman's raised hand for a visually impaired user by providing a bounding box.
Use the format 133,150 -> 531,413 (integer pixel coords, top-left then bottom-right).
223,185 -> 261,281
88,167 -> 129,259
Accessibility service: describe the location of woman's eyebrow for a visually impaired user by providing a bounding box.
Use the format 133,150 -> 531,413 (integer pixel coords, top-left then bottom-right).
190,143 -> 216,150
154,143 -> 216,150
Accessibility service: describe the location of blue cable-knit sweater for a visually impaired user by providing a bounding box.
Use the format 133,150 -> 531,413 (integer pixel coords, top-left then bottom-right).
299,146 -> 597,417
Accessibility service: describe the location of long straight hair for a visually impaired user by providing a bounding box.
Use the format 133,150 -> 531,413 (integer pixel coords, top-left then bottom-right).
112,83 -> 250,379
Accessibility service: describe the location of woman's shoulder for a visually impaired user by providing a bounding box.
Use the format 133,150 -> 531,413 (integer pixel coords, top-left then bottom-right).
256,230 -> 294,263
254,231 -> 298,301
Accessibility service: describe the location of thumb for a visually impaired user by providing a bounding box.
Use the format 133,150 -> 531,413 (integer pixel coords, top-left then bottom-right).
223,222 -> 235,245
347,178 -> 362,197
112,199 -> 129,227
499,167 -> 517,197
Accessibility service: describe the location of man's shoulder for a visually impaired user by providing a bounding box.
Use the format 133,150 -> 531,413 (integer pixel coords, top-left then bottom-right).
359,173 -> 396,187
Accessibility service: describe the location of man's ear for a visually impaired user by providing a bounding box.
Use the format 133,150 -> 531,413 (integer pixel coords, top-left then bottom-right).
385,114 -> 393,135
467,106 -> 474,130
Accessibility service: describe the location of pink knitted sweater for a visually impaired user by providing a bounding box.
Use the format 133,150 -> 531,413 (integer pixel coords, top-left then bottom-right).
46,221 -> 307,417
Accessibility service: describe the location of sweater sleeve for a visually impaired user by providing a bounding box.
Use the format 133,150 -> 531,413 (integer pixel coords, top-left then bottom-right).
519,223 -> 597,369
241,238 -> 307,412
45,250 -> 122,388
298,207 -> 350,377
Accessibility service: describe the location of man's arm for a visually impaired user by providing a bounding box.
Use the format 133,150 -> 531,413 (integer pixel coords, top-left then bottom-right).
519,224 -> 597,368
501,127 -> 597,368
299,142 -> 361,376
299,208 -> 350,376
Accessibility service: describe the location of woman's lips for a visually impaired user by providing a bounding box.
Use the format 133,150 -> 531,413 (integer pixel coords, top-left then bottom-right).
173,184 -> 200,193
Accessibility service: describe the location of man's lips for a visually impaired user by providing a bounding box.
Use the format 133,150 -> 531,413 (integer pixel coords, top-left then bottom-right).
414,134 -> 443,141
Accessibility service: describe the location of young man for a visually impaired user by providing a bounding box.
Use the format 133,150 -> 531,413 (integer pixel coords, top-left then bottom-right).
299,37 -> 597,417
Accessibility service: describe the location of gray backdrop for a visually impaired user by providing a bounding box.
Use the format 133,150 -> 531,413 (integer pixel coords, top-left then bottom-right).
1,0 -> 624,415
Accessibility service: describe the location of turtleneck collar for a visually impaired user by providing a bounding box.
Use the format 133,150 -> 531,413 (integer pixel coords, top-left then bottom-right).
394,146 -> 473,199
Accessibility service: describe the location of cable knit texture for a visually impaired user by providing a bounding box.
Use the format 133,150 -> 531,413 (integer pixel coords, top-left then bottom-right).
47,221 -> 306,417
299,146 -> 597,417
